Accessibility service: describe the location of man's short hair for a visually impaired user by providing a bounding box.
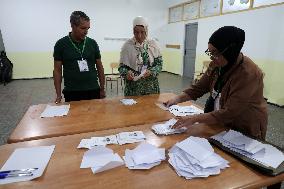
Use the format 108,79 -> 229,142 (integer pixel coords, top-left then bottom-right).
70,11 -> 90,26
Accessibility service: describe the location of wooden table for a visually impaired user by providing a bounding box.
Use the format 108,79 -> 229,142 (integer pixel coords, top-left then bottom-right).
1,123 -> 283,189
8,93 -> 191,143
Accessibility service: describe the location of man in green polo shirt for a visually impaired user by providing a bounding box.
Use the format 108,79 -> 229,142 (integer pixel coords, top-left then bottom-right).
53,11 -> 105,103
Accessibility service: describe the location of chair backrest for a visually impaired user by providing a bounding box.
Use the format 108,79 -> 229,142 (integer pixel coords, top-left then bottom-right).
110,62 -> 119,74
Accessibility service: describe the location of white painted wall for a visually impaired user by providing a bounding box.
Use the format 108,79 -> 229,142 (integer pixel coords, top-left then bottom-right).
0,0 -> 168,52
196,5 -> 284,62
158,3 -> 284,71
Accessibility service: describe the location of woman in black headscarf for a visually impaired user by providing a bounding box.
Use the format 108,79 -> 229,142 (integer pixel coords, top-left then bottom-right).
165,26 -> 267,140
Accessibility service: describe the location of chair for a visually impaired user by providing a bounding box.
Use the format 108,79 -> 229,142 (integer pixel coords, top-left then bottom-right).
193,60 -> 210,84
105,62 -> 123,94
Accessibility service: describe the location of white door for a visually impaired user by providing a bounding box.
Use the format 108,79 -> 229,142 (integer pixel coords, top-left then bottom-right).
0,30 -> 5,52
183,23 -> 198,80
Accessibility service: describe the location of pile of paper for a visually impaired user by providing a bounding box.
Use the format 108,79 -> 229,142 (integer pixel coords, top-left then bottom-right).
120,99 -> 137,105
152,118 -> 187,135
116,131 -> 146,145
40,104 -> 70,118
169,105 -> 203,116
123,142 -> 166,169
168,136 -> 229,179
0,145 -> 55,185
80,146 -> 124,174
78,131 -> 146,149
211,130 -> 284,169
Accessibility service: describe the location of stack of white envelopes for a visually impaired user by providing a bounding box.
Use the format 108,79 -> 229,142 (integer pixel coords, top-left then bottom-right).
169,105 -> 203,116
80,146 -> 124,174
152,118 -> 187,135
211,130 -> 284,169
116,131 -> 146,145
123,142 -> 166,169
168,136 -> 229,179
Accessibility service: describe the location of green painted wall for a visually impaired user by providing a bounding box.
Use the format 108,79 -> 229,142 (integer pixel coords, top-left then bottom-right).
8,50 -> 182,79
8,52 -> 53,79
255,59 -> 284,106
7,51 -> 121,79
162,50 -> 182,75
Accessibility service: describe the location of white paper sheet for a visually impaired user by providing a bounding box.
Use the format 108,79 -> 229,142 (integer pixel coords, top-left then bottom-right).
169,105 -> 203,117
176,137 -> 214,161
120,99 -> 137,105
0,145 -> 55,185
116,131 -> 146,145
124,142 -> 165,170
80,146 -> 124,174
40,104 -> 70,118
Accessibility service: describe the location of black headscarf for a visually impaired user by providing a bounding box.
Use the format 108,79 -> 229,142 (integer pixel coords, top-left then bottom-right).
209,26 -> 245,65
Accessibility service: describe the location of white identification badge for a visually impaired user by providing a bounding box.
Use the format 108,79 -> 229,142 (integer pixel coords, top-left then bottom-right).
212,89 -> 221,111
77,59 -> 89,72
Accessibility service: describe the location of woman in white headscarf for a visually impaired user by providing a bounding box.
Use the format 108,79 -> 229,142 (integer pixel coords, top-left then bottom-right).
119,16 -> 163,96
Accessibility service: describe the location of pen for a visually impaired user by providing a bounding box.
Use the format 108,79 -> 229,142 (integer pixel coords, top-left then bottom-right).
0,168 -> 38,174
0,172 -> 33,179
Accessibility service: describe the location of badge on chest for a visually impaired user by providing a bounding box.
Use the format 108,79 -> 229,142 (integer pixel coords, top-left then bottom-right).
77,59 -> 89,72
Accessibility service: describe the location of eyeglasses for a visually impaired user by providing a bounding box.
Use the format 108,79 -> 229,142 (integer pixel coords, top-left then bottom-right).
205,46 -> 230,60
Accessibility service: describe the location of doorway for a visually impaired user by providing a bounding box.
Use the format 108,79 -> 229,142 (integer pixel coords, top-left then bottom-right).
183,23 -> 198,80
0,29 -> 5,52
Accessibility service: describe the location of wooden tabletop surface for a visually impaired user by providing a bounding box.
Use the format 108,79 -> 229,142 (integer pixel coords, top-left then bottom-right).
1,123 -> 283,189
8,93 -> 190,143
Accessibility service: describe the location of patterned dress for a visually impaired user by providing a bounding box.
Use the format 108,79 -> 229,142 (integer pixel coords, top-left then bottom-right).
119,43 -> 163,96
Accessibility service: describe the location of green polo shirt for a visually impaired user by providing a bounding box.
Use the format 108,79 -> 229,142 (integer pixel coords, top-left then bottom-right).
53,34 -> 101,91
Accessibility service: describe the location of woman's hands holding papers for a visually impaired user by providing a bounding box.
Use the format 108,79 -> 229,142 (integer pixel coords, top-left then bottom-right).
172,116 -> 197,129
127,70 -> 135,81
142,70 -> 151,78
172,113 -> 220,129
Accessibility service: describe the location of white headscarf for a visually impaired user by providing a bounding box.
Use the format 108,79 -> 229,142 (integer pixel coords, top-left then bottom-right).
133,16 -> 148,36
120,16 -> 161,72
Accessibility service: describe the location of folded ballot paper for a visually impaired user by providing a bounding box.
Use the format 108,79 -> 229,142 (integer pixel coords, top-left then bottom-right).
169,105 -> 203,117
120,99 -> 137,105
40,104 -> 70,118
210,130 -> 284,169
80,146 -> 124,174
133,69 -> 147,81
116,131 -> 146,145
152,118 -> 187,135
168,136 -> 229,179
123,142 -> 166,169
0,145 -> 55,185
77,131 -> 146,149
